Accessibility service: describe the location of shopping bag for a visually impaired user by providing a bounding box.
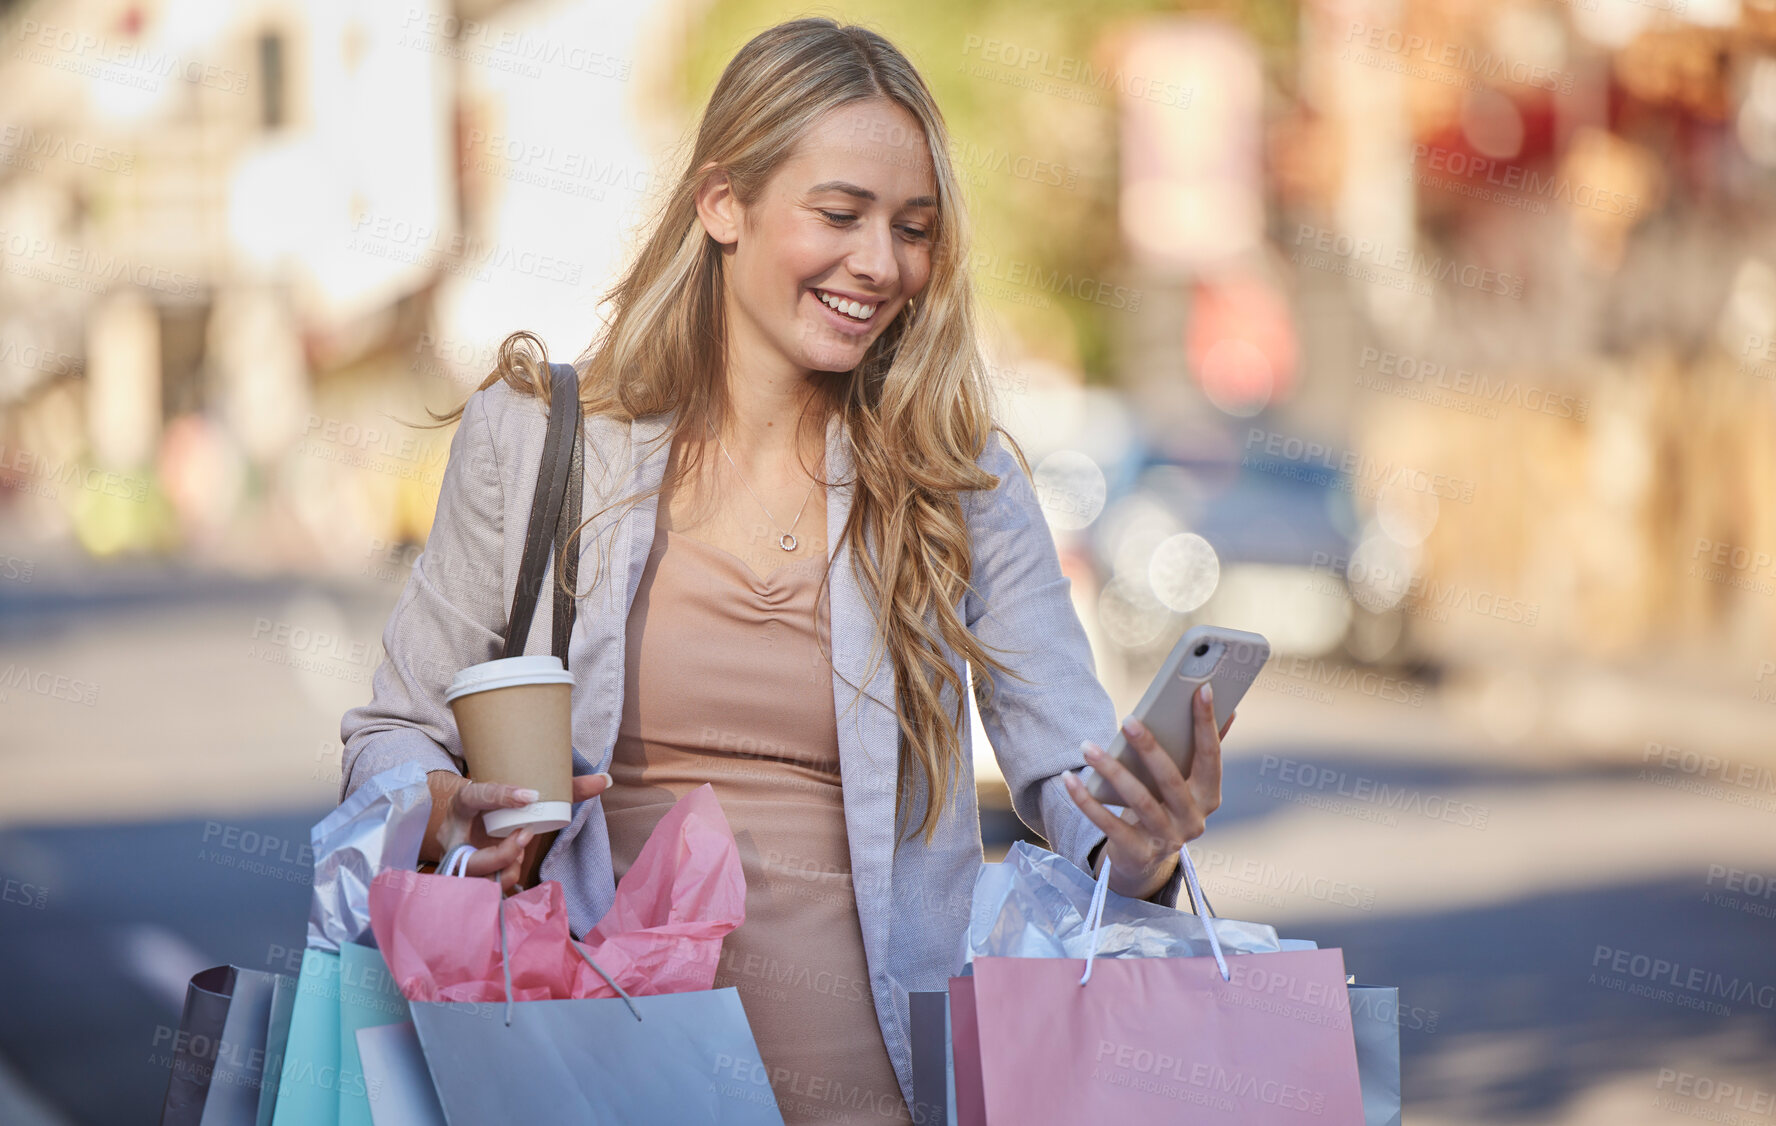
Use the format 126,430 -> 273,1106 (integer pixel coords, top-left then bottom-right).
353,1023 -> 446,1126
962,949 -> 1365,1124
158,964 -> 296,1126
410,980 -> 784,1124
370,783 -> 746,1001
272,943 -> 411,1125
908,990 -> 956,1126
933,841 -> 1367,1123
372,785 -> 780,1124
961,840 -> 1289,966
1348,984 -> 1403,1126
270,763 -> 432,1126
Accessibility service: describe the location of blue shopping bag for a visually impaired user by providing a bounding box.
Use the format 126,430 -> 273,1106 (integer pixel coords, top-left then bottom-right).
272,943 -> 413,1125
269,763 -> 431,1125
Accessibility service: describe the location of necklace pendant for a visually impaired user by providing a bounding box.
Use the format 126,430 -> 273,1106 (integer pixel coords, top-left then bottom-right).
779,532 -> 798,552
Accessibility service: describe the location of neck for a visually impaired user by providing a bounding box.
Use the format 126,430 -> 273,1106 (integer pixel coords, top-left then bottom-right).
715,312 -> 826,471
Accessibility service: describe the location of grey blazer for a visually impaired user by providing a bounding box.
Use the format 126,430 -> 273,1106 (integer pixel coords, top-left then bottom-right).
339,377 -> 1184,1107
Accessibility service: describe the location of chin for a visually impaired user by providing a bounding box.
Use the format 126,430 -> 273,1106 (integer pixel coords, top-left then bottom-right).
796,336 -> 872,374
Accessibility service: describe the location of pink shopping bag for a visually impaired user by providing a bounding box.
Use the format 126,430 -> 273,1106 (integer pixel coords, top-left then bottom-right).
961,948 -> 1366,1124
369,783 -> 745,1002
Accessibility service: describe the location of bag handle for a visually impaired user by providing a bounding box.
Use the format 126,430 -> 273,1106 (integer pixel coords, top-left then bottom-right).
1078,841 -> 1229,985
500,361 -> 583,665
438,843 -> 641,1026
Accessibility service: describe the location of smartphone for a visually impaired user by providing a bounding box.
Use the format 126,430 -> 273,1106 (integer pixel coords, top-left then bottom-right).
1079,625 -> 1270,803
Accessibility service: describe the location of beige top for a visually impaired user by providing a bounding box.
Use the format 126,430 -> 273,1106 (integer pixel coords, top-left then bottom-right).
601,520 -> 911,1125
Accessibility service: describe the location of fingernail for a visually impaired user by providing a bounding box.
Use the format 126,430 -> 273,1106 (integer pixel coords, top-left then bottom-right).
1201,683 -> 1213,706
1083,745 -> 1104,763
514,788 -> 540,803
593,772 -> 613,788
1121,715 -> 1142,739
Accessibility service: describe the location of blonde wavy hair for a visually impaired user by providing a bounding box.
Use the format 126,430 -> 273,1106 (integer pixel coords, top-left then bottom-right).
433,17 -> 1031,845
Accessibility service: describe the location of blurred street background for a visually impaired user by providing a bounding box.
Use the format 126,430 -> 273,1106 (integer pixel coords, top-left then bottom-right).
2,0 -> 1775,1121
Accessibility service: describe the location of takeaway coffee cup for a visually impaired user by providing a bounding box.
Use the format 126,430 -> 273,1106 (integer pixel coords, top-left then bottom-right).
443,654 -> 575,838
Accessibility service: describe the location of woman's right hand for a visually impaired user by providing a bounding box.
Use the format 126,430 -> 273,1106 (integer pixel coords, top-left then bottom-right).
423,770 -> 612,893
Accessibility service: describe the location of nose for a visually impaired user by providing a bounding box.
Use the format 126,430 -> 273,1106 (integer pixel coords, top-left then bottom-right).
845,219 -> 899,294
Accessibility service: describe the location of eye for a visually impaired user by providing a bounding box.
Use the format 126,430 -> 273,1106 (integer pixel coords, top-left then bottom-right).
897,225 -> 931,242
819,210 -> 856,224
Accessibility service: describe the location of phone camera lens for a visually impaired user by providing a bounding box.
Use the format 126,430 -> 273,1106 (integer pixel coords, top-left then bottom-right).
1194,643 -> 1209,656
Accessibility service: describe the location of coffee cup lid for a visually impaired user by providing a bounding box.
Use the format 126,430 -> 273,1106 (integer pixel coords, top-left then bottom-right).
444,654 -> 574,703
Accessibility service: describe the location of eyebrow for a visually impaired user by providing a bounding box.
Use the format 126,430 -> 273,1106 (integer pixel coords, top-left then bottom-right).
808,180 -> 937,209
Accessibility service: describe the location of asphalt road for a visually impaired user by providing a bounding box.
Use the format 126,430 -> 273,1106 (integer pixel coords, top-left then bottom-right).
2,558 -> 1773,1124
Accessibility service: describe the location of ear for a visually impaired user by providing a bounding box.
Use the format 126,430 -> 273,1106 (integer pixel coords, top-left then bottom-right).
694,162 -> 742,247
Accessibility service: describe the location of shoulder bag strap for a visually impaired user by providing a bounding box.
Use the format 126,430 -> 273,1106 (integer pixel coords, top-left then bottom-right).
500,362 -> 583,664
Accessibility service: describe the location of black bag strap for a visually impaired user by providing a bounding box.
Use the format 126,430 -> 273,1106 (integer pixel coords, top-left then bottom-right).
500,362 -> 583,665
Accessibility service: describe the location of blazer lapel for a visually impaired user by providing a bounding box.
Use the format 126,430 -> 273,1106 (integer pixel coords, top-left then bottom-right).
822,411 -> 901,993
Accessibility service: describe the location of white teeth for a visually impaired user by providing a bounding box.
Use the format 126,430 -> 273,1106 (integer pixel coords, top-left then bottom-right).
817,290 -> 874,320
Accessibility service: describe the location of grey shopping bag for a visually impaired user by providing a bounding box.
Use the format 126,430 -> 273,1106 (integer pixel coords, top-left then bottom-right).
406,892 -> 784,1125
1349,984 -> 1403,1126
158,964 -> 297,1126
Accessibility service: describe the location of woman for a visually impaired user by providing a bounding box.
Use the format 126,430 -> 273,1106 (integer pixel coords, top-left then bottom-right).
340,17 -> 1233,1124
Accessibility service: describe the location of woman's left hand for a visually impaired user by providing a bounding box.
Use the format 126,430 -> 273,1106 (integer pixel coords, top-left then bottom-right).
1063,683 -> 1235,900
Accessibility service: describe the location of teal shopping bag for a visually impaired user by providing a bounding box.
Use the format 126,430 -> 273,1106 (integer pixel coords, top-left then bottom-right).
271,949 -> 341,1126
270,942 -> 412,1125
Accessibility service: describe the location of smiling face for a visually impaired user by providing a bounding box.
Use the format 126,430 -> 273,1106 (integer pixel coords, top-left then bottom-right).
697,98 -> 939,379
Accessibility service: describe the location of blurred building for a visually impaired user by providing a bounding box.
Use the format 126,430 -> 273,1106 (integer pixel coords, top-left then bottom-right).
0,0 -> 658,571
